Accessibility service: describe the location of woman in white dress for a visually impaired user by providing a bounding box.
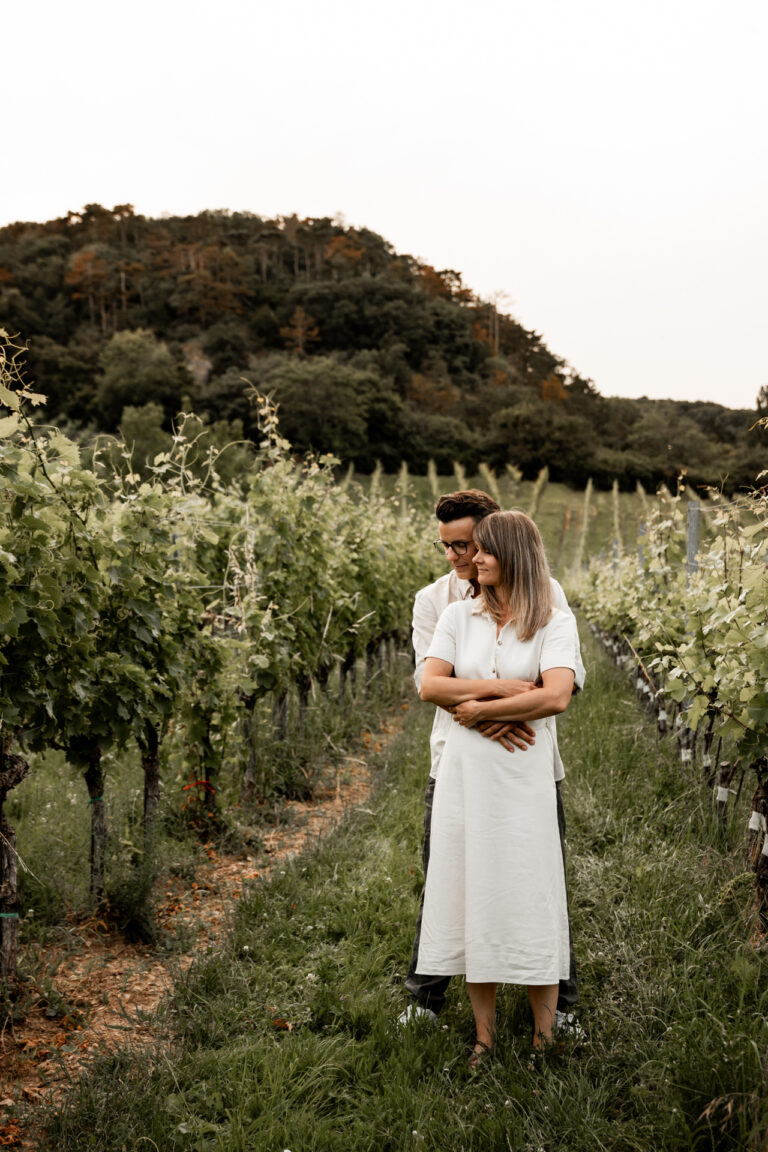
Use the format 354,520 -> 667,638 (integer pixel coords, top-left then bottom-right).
417,510 -> 577,1065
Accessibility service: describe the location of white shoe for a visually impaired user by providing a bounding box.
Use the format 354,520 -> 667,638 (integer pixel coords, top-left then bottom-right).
397,1003 -> 438,1027
554,1010 -> 586,1042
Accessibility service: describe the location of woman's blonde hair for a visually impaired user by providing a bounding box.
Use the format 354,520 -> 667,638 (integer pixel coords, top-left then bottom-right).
473,510 -> 553,640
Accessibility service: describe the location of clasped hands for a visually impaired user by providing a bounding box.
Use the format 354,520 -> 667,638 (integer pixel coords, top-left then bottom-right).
449,679 -> 537,753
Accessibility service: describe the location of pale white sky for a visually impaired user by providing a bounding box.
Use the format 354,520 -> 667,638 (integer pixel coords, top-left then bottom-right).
5,0 -> 767,410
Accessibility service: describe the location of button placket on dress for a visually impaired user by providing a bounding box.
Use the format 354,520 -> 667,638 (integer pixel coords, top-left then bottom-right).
490,617 -> 511,676
495,618 -> 512,670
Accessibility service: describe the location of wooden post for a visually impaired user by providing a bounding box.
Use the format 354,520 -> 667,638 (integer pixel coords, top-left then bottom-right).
637,522 -> 646,570
611,478 -> 622,558
297,673 -> 312,737
686,501 -> 700,587
0,749 -> 29,983
571,478 -> 592,575
757,839 -> 768,932
339,651 -> 357,703
753,759 -> 768,930
714,760 -> 737,829
747,757 -> 768,869
365,643 -> 377,697
139,721 -> 161,850
398,461 -> 410,519
272,689 -> 289,742
240,694 -> 258,806
83,745 -> 106,903
702,716 -> 716,785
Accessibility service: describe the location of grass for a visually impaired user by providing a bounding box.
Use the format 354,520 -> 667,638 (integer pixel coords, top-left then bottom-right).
40,626 -> 768,1151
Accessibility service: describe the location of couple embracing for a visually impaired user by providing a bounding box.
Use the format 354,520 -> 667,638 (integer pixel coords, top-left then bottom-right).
402,490 -> 585,1068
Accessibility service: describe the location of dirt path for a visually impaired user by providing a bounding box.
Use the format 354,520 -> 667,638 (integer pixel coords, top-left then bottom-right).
0,717 -> 403,1149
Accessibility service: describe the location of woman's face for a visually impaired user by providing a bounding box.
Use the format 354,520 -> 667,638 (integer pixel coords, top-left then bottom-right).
473,541 -> 501,585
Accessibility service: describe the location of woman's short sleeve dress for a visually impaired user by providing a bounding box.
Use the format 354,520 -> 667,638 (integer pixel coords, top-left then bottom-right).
415,600 -> 577,986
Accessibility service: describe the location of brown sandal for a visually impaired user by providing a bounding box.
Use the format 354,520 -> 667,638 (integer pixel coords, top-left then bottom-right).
528,1037 -> 564,1071
468,1040 -> 494,1070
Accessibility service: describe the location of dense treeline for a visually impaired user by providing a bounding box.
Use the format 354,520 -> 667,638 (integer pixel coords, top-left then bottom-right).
0,203 -> 763,489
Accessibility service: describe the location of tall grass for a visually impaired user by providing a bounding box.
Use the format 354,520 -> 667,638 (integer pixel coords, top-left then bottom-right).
44,630 -> 768,1151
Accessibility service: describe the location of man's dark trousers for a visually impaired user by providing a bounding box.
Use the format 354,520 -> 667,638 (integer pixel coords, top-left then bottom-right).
404,776 -> 579,1014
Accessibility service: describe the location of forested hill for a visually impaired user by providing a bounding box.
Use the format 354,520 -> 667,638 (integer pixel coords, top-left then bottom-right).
0,204 -> 762,489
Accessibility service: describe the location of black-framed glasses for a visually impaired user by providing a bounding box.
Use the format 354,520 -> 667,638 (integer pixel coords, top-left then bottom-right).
432,539 -> 474,556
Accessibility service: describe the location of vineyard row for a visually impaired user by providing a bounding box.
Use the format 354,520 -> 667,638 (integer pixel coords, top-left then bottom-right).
572,482 -> 768,925
0,354 -> 440,979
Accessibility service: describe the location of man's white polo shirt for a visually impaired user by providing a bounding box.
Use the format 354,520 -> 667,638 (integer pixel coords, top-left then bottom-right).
412,569 -> 585,780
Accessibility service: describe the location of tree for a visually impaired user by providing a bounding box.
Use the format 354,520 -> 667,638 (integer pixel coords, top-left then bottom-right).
246,355 -> 373,459
280,305 -> 320,354
96,329 -> 187,428
119,402 -> 172,476
483,401 -> 596,485
65,244 -> 117,332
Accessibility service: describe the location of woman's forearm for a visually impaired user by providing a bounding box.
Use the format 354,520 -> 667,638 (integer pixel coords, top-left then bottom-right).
420,674 -> 502,707
467,684 -> 571,722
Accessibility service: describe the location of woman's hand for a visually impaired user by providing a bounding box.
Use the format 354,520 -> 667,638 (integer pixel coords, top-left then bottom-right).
453,700 -> 485,728
495,679 -> 537,698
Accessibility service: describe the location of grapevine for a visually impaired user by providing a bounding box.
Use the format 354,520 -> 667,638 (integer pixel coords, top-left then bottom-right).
572,480 -> 768,926
0,331 -> 440,975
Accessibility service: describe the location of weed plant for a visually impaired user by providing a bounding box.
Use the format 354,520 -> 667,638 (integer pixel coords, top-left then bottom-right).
43,629 -> 768,1150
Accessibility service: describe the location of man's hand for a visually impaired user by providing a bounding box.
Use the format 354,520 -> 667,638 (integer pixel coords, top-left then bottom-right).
475,720 -> 536,753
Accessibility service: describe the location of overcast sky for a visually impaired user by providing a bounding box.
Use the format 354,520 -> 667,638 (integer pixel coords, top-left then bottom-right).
5,0 -> 767,410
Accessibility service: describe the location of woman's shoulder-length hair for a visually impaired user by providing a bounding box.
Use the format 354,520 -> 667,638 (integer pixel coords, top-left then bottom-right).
473,510 -> 553,641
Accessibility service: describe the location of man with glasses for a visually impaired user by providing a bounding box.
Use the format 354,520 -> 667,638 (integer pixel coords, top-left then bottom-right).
400,489 -> 585,1034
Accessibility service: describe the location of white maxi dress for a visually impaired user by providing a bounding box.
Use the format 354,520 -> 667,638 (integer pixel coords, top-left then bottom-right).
415,599 -> 576,986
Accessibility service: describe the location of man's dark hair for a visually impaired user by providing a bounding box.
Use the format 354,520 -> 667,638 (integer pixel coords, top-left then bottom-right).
435,489 -> 501,523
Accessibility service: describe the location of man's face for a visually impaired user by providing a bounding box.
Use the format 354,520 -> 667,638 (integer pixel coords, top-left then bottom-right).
438,516 -> 479,581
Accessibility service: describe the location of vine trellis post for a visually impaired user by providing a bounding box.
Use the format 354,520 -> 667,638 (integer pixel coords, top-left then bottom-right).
0,747 -> 29,981
686,500 -> 700,587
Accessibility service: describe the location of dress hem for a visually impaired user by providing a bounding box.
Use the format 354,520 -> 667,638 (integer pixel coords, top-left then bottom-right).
415,965 -> 570,985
